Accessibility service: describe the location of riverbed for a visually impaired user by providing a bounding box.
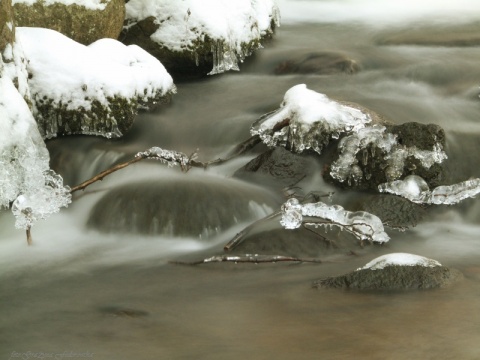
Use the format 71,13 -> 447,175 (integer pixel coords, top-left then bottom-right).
2,1 -> 480,359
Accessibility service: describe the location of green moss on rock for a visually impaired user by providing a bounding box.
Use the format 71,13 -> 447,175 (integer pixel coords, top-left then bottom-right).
13,0 -> 125,45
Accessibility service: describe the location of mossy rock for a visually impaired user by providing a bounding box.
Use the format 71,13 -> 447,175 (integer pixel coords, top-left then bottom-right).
0,0 -> 14,55
34,91 -> 173,139
314,265 -> 462,290
13,0 -> 125,45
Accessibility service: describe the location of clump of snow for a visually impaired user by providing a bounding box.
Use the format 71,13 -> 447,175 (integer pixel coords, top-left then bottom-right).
251,84 -> 372,154
13,0 -> 108,11
358,253 -> 442,271
0,70 -> 71,229
280,197 -> 390,243
379,175 -> 480,205
16,27 -> 176,139
125,0 -> 280,75
330,125 -> 447,185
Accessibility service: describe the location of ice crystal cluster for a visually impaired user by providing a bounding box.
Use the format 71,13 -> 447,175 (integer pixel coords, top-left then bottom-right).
125,0 -> 281,75
357,253 -> 442,271
251,84 -> 372,153
330,125 -> 447,185
0,67 -> 71,230
136,147 -> 191,168
280,198 -> 390,243
16,27 -> 175,139
379,175 -> 480,205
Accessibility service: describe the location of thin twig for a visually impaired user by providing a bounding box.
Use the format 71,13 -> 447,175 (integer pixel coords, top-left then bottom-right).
302,224 -> 339,248
223,210 -> 282,252
170,254 -> 322,265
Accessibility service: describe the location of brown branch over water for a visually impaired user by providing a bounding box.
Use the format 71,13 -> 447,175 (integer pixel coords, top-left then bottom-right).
170,254 -> 322,265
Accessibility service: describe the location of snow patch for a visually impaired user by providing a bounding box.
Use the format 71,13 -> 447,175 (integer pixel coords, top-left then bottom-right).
358,253 -> 442,270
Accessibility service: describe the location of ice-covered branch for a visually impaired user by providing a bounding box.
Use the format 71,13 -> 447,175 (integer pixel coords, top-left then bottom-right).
280,198 -> 390,243
378,175 -> 480,205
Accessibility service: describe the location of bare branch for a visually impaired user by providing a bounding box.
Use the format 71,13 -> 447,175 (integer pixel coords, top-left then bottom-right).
170,254 -> 322,265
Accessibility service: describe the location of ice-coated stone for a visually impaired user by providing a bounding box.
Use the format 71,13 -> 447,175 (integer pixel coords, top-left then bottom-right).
251,84 -> 372,154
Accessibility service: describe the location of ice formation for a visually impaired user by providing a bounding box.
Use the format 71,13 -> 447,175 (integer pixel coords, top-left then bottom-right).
330,125 -> 447,185
0,63 -> 71,230
136,147 -> 191,168
124,0 -> 281,75
280,197 -> 390,243
251,84 -> 372,154
357,253 -> 442,271
16,27 -> 176,139
379,175 -> 480,205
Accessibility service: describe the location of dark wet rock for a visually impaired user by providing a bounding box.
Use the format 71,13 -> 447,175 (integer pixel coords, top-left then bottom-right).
324,122 -> 447,191
13,0 -> 125,45
229,226 -> 372,258
87,177 -> 281,238
347,194 -> 425,229
314,265 -> 462,291
233,146 -> 322,188
274,52 -> 360,75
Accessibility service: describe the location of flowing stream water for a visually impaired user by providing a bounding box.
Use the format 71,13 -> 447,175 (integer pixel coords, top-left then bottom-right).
3,1 -> 480,359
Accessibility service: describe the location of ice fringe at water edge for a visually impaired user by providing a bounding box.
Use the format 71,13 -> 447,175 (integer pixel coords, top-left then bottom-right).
280,198 -> 390,243
251,84 -> 372,153
330,125 -> 447,185
357,253 -> 442,271
379,175 -> 480,205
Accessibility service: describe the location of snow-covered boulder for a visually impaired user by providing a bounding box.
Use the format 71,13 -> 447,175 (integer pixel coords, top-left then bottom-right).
121,0 -> 280,77
252,84 -> 447,190
17,27 -> 176,139
314,253 -> 462,290
13,0 -> 125,45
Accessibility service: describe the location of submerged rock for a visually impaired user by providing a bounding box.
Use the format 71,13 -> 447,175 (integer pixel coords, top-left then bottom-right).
234,146 -> 321,188
274,52 -> 360,75
13,0 -> 125,45
87,177 -> 279,238
314,253 -> 462,290
17,27 -> 175,139
121,0 -> 280,78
